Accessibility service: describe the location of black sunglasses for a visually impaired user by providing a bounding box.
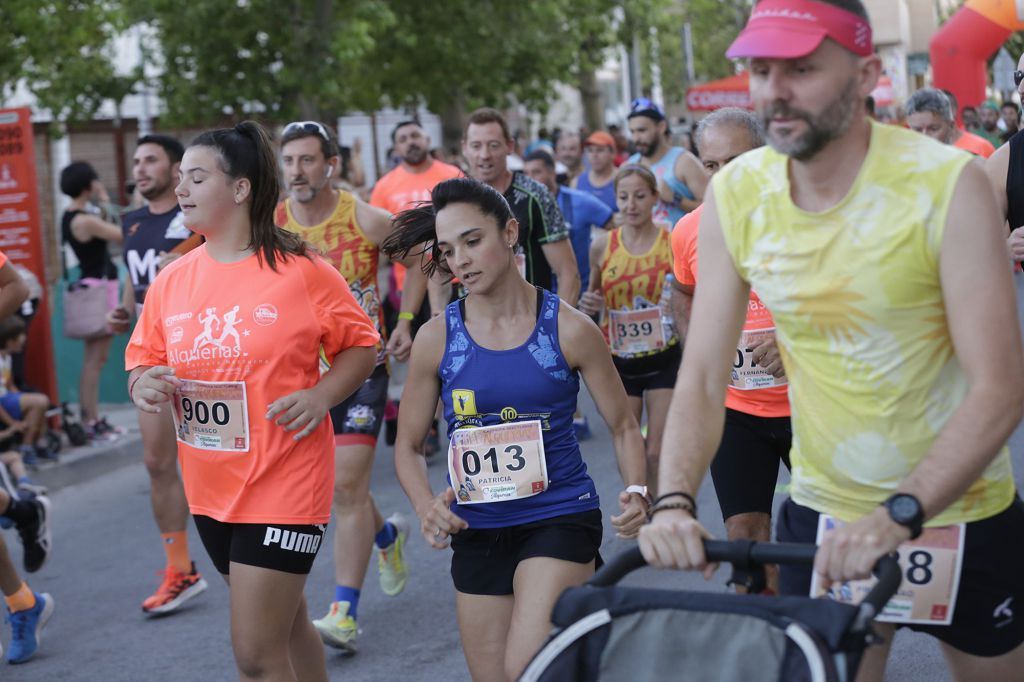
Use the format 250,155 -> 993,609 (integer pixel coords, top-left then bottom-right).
1015,70 -> 1024,87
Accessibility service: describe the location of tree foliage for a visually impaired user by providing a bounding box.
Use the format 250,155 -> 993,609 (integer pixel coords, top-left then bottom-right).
0,1 -> 136,124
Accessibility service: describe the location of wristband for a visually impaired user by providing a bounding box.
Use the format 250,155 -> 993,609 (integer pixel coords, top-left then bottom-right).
128,374 -> 142,402
397,311 -> 415,322
646,501 -> 696,522
625,484 -> 651,505
653,491 -> 698,517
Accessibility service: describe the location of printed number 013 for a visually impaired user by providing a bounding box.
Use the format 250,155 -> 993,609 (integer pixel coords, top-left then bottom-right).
462,445 -> 526,476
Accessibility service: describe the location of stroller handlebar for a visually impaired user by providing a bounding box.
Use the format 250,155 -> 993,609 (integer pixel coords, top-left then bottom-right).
589,541 -> 903,624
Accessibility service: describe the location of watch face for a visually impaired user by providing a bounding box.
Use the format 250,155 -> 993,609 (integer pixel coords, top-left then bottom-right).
891,495 -> 918,522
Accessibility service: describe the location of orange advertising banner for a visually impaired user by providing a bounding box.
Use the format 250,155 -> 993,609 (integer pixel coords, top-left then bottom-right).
0,108 -> 57,400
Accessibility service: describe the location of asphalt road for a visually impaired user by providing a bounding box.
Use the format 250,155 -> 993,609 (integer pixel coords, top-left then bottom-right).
8,275 -> 1024,681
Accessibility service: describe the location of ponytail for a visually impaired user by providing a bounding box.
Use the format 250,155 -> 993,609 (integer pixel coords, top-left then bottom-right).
191,120 -> 310,271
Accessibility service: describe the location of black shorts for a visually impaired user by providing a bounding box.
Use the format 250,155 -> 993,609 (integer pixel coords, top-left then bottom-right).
194,515 -> 327,576
614,344 -> 682,398
710,408 -> 791,520
330,364 -> 388,445
776,496 -> 1024,657
450,509 -> 603,595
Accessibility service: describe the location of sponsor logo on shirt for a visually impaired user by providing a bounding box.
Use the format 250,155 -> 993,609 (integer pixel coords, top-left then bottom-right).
253,304 -> 278,326
452,389 -> 477,416
168,305 -> 249,365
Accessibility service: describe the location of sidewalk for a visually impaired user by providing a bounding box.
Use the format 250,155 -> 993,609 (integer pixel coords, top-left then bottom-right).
33,403 -> 143,493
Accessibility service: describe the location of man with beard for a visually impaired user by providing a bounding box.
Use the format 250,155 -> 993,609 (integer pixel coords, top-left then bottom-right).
106,134 -> 208,616
275,120 -> 427,654
555,130 -> 585,184
905,88 -> 995,158
640,2 -> 1024,680
977,101 -> 1004,148
626,99 -> 706,228
370,120 -> 462,217
462,108 -> 580,303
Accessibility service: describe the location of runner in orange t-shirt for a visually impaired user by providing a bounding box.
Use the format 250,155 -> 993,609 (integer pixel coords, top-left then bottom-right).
125,122 -> 378,681
669,108 -> 791,593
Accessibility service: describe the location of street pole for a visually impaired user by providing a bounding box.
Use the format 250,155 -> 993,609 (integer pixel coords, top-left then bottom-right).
683,22 -> 696,86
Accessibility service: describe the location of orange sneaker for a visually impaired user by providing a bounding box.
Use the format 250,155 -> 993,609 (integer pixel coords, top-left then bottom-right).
141,562 -> 208,616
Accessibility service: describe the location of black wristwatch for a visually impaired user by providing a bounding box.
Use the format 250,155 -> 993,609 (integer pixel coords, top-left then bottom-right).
883,493 -> 924,540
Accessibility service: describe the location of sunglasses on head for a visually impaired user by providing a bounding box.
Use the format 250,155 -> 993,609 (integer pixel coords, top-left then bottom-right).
1015,70 -> 1024,87
630,97 -> 656,112
283,120 -> 330,141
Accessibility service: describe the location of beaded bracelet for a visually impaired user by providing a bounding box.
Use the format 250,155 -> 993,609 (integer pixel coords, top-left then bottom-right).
646,501 -> 696,522
128,374 -> 142,402
652,491 -> 698,517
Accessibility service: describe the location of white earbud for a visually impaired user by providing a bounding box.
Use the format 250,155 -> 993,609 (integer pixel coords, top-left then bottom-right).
325,165 -> 334,179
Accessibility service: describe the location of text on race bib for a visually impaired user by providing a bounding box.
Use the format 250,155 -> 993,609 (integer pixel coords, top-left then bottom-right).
448,420 -> 548,504
172,379 -> 250,453
731,328 -> 787,390
809,515 -> 965,625
609,307 -> 665,355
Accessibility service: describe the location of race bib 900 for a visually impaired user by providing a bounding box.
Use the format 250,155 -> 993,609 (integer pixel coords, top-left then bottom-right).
449,420 -> 548,504
172,379 -> 250,452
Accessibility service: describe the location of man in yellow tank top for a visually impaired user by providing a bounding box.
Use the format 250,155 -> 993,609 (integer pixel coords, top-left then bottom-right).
640,2 -> 1024,679
275,121 -> 428,654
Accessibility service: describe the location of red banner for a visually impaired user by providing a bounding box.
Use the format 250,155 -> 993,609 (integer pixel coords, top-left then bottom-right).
0,108 -> 57,400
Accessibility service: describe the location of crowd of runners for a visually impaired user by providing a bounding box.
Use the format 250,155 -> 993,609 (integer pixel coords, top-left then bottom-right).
1,0 -> 1023,679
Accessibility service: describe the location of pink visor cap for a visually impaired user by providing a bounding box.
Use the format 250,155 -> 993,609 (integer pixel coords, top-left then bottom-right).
726,0 -> 873,60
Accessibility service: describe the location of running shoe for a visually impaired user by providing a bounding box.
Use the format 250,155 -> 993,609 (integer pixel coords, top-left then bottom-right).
17,496 -> 50,573
6,592 -> 54,664
0,462 -> 19,502
378,512 -> 409,596
141,562 -> 208,615
17,480 -> 47,497
573,415 -> 592,441
312,601 -> 359,653
16,445 -> 37,468
95,416 -> 126,436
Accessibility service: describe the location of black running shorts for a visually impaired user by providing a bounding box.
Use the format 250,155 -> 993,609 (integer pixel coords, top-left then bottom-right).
614,344 -> 682,398
194,515 -> 327,576
710,408 -> 791,520
450,509 -> 603,596
330,364 -> 388,445
776,495 -> 1024,657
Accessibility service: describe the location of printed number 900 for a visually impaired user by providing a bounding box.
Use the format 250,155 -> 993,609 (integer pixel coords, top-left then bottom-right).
181,398 -> 230,426
616,321 -> 653,339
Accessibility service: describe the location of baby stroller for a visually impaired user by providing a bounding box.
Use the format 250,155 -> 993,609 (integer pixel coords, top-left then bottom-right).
520,540 -> 901,682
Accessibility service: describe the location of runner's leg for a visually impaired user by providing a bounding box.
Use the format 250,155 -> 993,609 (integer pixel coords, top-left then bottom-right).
505,556 -> 596,680
331,442 -> 379,594
289,590 -> 329,681
941,640 -> 1024,681
229,562 -> 324,682
455,591 -> 514,682
641,388 -> 673,498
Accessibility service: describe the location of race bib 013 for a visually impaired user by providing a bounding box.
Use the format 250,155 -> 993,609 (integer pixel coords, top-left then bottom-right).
172,379 -> 250,452
448,420 -> 548,504
809,515 -> 965,625
609,307 -> 666,355
731,328 -> 787,390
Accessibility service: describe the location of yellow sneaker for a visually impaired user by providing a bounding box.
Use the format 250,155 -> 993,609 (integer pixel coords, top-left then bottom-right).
377,512 -> 409,596
312,601 -> 359,653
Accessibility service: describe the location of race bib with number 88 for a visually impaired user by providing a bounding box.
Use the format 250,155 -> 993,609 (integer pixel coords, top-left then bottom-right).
448,420 -> 548,504
172,379 -> 250,452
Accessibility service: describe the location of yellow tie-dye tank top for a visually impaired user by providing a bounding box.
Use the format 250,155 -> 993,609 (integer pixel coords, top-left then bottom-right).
714,120 -> 1014,525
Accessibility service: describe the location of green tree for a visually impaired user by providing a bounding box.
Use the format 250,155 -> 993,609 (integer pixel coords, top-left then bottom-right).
0,1 -> 135,125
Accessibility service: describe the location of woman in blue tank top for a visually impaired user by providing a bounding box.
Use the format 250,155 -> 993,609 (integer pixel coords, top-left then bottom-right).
383,177 -> 647,682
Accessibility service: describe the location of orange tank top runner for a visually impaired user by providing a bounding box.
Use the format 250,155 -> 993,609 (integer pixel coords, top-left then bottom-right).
671,205 -> 789,418
275,192 -> 386,365
597,227 -> 679,358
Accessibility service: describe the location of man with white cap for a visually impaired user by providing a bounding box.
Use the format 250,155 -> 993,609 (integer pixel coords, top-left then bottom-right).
640,1 -> 1024,679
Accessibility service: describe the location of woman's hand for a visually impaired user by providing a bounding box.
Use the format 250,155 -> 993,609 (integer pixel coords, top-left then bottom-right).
132,366 -> 180,413
415,488 -> 468,549
578,290 -> 604,316
106,306 -> 131,334
611,490 -> 648,538
266,388 -> 331,441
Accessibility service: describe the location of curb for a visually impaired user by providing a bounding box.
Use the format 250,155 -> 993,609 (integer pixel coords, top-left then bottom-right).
34,433 -> 143,494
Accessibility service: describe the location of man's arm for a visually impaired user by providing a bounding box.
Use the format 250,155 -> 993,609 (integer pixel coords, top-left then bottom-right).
675,152 -> 708,213
541,239 -> 580,305
815,162 -> 1024,585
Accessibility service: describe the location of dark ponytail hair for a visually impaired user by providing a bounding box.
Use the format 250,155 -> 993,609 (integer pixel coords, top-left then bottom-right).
190,120 -> 309,271
382,177 -> 513,279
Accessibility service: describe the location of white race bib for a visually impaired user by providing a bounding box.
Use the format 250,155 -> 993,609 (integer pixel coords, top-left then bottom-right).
810,515 -> 965,625
730,328 -> 787,390
609,307 -> 666,355
448,420 -> 548,504
172,379 -> 250,452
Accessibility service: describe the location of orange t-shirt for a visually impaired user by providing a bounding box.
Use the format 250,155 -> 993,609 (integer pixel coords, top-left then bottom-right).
370,161 -> 462,292
953,131 -> 995,158
125,246 -> 379,524
671,205 -> 790,418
